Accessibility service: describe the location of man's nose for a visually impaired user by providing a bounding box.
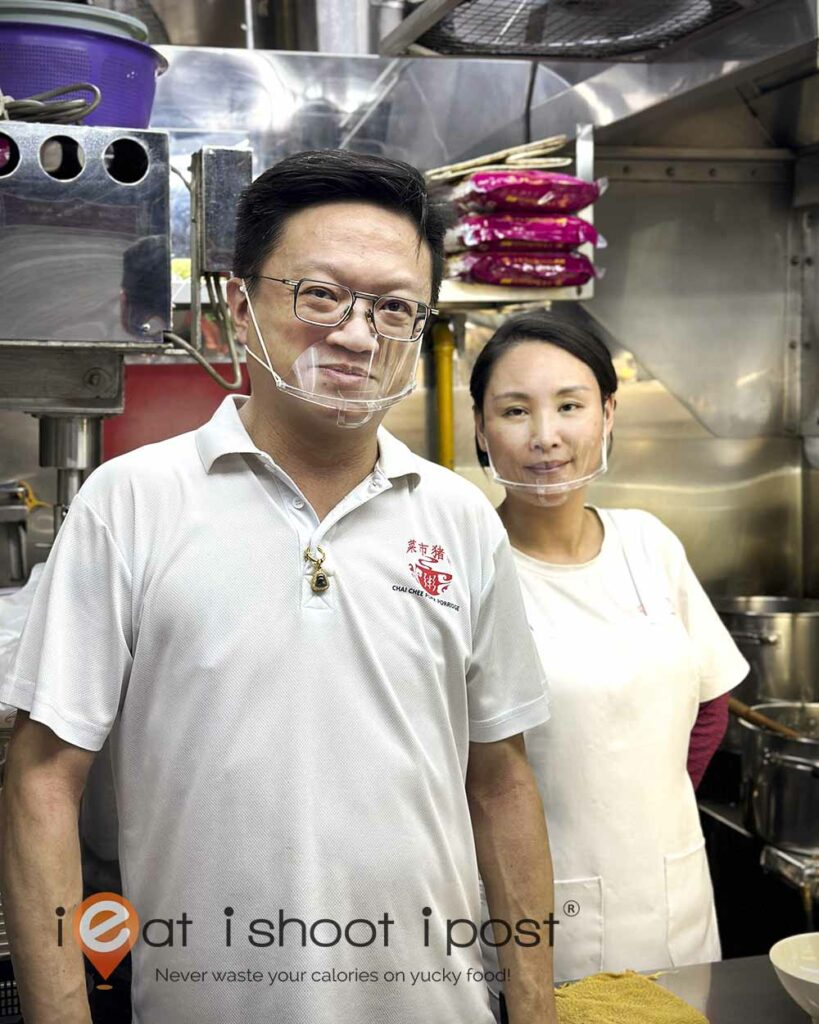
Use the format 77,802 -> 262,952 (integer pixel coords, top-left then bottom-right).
324,302 -> 380,355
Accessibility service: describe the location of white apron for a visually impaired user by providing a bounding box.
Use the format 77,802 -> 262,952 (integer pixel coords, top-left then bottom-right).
481,509 -> 721,994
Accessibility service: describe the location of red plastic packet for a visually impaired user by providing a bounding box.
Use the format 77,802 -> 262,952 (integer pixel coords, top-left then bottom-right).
447,251 -> 596,288
452,170 -> 606,214
444,213 -> 602,253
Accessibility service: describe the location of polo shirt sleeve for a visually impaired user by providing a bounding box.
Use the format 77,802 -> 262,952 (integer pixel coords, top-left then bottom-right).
466,533 -> 550,742
0,493 -> 133,751
649,515 -> 749,703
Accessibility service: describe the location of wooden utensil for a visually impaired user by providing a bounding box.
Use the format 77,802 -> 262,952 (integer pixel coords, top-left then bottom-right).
728,697 -> 804,740
426,157 -> 572,183
424,133 -> 568,180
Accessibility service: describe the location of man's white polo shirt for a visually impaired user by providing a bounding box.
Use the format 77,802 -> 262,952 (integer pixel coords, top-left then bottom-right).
2,395 -> 549,1024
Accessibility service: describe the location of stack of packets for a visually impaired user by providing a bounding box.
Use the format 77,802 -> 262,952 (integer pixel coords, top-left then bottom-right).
554,970 -> 709,1024
445,169 -> 607,288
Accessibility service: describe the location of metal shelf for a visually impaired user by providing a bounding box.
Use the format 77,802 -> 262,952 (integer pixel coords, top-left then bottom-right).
437,278 -> 591,310
439,122 -> 597,307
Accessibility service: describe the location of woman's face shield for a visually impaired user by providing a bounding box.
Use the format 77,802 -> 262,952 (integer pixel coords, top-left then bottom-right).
476,342 -> 614,506
240,275 -> 436,428
483,427 -> 608,507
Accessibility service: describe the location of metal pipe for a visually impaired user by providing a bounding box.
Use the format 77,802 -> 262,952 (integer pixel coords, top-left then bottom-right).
243,0 -> 256,49
39,416 -> 103,532
369,0 -> 405,51
56,469 -> 84,523
432,321 -> 455,470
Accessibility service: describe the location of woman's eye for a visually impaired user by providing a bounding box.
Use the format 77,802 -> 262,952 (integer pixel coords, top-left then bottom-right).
559,402 -> 581,412
503,407 -> 527,417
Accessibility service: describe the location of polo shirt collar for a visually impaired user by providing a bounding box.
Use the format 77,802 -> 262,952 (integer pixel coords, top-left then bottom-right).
195,395 -> 263,471
196,395 -> 421,482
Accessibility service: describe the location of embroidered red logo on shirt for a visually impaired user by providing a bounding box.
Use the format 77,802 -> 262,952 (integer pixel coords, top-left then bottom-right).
407,539 -> 453,597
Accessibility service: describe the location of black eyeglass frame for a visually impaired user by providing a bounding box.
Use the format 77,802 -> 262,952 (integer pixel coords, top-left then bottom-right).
246,275 -> 438,343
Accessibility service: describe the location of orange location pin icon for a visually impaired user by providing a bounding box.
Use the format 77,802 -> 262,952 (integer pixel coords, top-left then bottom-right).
73,893 -> 140,980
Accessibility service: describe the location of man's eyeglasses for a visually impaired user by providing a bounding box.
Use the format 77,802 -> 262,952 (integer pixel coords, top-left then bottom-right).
246,276 -> 438,343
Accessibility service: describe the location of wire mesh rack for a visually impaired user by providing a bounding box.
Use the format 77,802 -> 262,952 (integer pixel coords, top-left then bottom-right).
405,0 -> 774,59
0,961 -> 21,1024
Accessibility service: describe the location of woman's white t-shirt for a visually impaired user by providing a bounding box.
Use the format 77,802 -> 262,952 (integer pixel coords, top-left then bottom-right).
513,507 -> 748,706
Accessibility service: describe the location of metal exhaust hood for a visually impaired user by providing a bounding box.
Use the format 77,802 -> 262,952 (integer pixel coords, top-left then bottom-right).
381,0 -> 780,59
382,0 -> 819,147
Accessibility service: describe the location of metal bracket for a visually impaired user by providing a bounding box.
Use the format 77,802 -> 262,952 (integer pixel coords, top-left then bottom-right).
799,209 -> 819,438
378,0 -> 461,55
595,147 -> 794,184
783,210 -> 806,435
0,347 -> 124,415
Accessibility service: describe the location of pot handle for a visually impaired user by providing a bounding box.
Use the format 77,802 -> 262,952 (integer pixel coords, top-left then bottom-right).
729,631 -> 780,645
763,750 -> 819,776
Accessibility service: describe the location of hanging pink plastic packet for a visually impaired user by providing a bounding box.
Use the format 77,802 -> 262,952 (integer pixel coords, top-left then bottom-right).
451,170 -> 607,214
444,213 -> 604,253
447,251 -> 598,288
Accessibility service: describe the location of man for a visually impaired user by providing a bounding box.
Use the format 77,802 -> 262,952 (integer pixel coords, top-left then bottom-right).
1,150 -> 557,1024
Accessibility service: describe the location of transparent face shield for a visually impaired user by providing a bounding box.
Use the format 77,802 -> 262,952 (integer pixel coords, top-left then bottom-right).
480,407 -> 609,507
240,276 -> 436,428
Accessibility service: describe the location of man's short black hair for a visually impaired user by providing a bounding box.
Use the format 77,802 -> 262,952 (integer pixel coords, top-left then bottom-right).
233,149 -> 446,303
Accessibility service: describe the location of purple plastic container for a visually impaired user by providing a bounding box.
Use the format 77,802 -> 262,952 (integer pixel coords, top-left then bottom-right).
0,22 -> 167,129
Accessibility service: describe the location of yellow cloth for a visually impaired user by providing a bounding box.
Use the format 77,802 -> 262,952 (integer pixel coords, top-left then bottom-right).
555,970 -> 709,1023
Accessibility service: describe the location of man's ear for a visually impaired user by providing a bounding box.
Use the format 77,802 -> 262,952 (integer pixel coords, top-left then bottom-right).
226,277 -> 250,345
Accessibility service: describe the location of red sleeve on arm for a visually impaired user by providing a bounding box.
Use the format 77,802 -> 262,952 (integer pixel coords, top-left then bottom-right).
687,692 -> 730,790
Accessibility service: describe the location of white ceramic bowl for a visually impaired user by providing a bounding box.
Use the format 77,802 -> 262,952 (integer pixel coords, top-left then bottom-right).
770,933 -> 819,1022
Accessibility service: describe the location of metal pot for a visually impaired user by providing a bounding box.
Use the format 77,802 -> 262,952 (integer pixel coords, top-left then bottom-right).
715,597 -> 819,751
714,597 -> 819,703
739,701 -> 819,853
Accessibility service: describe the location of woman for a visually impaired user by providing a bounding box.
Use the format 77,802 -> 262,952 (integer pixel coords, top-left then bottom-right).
470,311 -> 748,996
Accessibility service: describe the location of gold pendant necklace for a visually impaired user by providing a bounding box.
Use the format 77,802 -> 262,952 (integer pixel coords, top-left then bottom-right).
304,545 -> 330,593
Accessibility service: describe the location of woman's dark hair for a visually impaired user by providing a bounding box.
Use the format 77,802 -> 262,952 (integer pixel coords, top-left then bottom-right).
233,149 -> 447,303
469,310 -> 618,468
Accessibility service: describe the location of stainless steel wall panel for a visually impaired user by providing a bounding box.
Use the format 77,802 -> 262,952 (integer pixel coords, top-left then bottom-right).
589,437 -> 802,595
587,176 -> 795,437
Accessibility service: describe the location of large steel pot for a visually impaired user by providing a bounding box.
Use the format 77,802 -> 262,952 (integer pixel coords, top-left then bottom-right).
714,597 -> 819,703
739,702 -> 819,853
715,597 -> 819,751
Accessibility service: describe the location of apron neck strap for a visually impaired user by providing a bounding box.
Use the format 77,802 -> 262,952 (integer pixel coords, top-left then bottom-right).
599,509 -> 666,621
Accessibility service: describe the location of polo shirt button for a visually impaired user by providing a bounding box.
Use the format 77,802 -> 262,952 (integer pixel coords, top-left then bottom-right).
369,477 -> 382,491
292,498 -> 305,509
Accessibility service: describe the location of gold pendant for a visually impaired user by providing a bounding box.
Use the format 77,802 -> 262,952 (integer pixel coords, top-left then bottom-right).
311,569 -> 330,594
304,545 -> 330,594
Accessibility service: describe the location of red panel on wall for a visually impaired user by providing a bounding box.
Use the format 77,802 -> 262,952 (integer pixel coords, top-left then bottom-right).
103,363 -> 250,461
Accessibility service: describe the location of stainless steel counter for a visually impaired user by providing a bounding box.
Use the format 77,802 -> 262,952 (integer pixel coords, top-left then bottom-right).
656,955 -> 806,1023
